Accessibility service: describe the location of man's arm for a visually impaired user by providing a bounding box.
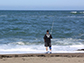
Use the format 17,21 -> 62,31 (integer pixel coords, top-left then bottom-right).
44,39 -> 45,42
50,34 -> 52,39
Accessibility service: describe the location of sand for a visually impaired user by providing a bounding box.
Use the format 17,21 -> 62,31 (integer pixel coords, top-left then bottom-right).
0,53 -> 84,63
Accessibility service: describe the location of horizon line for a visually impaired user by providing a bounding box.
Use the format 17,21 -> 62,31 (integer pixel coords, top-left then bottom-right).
0,9 -> 84,11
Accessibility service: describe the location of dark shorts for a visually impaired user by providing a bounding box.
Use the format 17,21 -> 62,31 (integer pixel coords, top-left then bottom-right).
45,42 -> 51,47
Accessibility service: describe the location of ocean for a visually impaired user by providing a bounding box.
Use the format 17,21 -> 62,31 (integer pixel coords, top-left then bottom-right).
0,10 -> 84,54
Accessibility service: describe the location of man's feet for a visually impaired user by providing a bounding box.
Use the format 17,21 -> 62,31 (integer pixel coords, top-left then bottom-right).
45,51 -> 48,54
50,52 -> 52,54
45,51 -> 52,54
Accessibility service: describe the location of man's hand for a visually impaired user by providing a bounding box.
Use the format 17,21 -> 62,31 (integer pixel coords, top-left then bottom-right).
44,39 -> 45,42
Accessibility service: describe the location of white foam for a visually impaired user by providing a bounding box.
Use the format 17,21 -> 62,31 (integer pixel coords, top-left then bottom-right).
16,42 -> 25,45
80,12 -> 84,14
71,11 -> 77,14
8,41 -> 30,45
0,38 -> 84,54
0,44 -> 84,54
53,51 -> 84,53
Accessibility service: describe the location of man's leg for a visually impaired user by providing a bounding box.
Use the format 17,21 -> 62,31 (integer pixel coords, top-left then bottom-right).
46,47 -> 48,51
49,46 -> 52,54
45,47 -> 48,54
49,47 -> 51,51
49,43 -> 52,52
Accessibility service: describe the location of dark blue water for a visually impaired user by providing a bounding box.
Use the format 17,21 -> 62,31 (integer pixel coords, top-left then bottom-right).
0,10 -> 84,54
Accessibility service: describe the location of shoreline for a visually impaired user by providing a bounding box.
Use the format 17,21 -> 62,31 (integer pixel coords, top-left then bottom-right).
1,53 -> 84,59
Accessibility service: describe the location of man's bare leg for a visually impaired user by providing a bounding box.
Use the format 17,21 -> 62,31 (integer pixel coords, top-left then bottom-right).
46,47 -> 48,51
45,47 -> 48,53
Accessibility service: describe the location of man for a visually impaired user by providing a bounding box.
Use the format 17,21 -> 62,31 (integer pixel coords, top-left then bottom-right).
44,30 -> 52,54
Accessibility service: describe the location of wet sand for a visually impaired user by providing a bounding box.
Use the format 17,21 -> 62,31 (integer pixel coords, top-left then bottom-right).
0,53 -> 84,63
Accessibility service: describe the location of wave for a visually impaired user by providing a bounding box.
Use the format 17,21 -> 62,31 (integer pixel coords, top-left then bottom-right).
8,41 -> 44,45
0,15 -> 7,17
80,11 -> 84,14
67,16 -> 84,18
52,38 -> 84,45
9,42 -> 30,45
71,11 -> 84,14
71,11 -> 77,14
0,38 -> 84,46
0,38 -> 84,54
0,44 -> 84,54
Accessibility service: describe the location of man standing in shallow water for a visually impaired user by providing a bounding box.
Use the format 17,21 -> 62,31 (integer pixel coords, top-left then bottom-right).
44,30 -> 52,54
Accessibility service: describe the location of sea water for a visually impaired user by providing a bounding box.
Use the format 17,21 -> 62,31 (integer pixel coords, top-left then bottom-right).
0,10 -> 84,54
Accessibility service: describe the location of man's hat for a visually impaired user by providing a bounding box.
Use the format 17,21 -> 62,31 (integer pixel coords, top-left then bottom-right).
46,30 -> 49,32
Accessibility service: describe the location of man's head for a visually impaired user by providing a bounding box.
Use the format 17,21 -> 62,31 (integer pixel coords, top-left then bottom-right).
46,30 -> 49,34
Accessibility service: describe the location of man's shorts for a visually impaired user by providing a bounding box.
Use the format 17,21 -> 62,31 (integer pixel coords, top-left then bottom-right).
45,42 -> 51,47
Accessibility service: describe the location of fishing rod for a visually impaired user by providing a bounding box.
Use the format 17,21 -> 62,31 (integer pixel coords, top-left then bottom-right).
50,19 -> 54,34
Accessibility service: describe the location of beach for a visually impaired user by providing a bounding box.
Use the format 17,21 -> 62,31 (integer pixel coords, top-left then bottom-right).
0,53 -> 84,63
0,10 -> 84,63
